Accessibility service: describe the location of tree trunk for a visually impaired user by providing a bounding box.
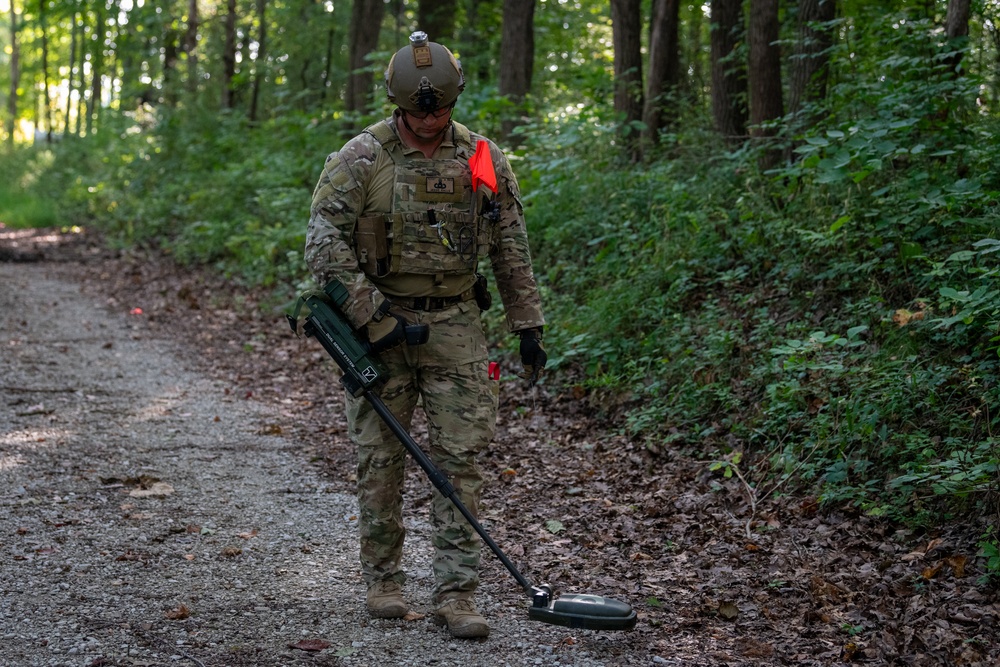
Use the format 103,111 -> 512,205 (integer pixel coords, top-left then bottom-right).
610,0 -> 644,161
498,0 -> 535,142
788,0 -> 836,125
642,0 -> 681,149
945,0 -> 971,76
184,0 -> 200,96
222,0 -> 238,109
710,0 -> 747,144
346,0 -> 387,113
7,0 -> 19,147
249,0 -> 268,123
748,0 -> 783,169
417,0 -> 457,42
40,0 -> 53,142
65,5 -> 79,136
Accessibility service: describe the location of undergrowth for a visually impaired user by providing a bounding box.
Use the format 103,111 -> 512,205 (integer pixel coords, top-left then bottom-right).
1,12 -> 997,545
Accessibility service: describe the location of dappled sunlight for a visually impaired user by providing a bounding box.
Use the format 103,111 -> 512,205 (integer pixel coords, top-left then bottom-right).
0,428 -> 71,471
0,223 -> 85,250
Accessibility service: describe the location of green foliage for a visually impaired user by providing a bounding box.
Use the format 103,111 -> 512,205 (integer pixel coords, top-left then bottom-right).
4,4 -> 999,542
0,148 -> 60,228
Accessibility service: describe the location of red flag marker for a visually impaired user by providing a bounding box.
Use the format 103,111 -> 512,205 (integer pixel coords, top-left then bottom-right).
470,140 -> 497,195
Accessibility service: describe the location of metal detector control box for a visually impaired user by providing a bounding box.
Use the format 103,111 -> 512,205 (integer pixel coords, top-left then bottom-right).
288,282 -> 388,397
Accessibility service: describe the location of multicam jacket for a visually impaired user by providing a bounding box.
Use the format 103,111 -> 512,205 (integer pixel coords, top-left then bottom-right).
305,112 -> 545,334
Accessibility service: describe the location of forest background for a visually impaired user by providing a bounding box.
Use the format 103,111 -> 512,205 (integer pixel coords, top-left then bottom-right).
1,0 -> 999,581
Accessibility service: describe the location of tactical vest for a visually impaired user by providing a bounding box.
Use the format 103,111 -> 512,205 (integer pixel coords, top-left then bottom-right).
353,120 -> 490,278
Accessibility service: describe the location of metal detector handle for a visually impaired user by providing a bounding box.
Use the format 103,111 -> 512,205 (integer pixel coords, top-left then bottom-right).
362,388 -> 536,596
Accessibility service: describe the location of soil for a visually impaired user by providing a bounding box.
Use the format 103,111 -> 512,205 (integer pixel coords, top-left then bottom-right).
1,225 -> 998,667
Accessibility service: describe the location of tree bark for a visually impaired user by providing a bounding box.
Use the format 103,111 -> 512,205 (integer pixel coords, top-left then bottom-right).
222,0 -> 238,109
788,0 -> 836,124
499,0 -> 535,142
748,0 -> 784,169
610,0 -> 644,161
65,4 -> 79,136
184,0 -> 200,96
7,0 -> 19,147
417,0 -> 458,42
642,0 -> 681,149
346,0 -> 387,112
249,0 -> 268,123
87,2 -> 104,135
944,0 -> 971,76
710,0 -> 747,144
40,0 -> 53,142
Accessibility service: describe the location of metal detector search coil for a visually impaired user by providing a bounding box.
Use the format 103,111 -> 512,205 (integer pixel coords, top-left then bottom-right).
529,585 -> 637,631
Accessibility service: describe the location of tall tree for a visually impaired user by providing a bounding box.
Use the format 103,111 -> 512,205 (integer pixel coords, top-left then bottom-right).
710,0 -> 748,144
249,0 -> 268,123
944,0 -> 971,76
7,0 -> 20,146
64,2 -> 79,136
748,0 -> 783,169
610,0 -> 644,160
184,0 -> 200,96
642,0 -> 681,149
346,0 -> 387,112
498,0 -> 535,142
39,0 -> 53,141
788,0 -> 837,125
222,0 -> 238,109
418,0 -> 457,42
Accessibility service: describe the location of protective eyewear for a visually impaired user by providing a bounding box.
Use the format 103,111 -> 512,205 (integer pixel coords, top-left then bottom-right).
406,105 -> 454,121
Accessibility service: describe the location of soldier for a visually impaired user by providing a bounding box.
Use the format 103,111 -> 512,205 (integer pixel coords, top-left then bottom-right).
304,31 -> 547,639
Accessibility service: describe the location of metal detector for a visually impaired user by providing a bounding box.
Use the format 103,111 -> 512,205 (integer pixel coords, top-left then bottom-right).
289,284 -> 638,631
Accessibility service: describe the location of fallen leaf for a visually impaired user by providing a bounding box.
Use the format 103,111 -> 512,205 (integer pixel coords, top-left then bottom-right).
288,639 -> 331,652
183,554 -> 195,561
238,529 -> 259,540
129,482 -> 174,498
165,604 -> 190,620
403,611 -> 425,621
718,602 -> 740,620
221,546 -> 242,558
945,554 -> 967,577
921,562 -> 943,580
545,519 -> 565,534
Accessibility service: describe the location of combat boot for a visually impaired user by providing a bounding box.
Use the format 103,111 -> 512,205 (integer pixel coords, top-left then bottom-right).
434,599 -> 489,638
366,580 -> 408,619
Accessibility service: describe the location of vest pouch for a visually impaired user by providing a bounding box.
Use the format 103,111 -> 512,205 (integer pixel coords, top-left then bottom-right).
388,210 -> 478,276
355,215 -> 390,277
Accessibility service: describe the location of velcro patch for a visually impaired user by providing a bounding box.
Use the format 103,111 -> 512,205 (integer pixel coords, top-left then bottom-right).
426,177 -> 455,195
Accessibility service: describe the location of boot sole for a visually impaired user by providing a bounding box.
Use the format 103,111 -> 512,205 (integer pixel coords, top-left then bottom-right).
368,604 -> 409,619
433,614 -> 490,638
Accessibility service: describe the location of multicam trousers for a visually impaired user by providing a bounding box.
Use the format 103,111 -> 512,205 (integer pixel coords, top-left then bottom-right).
344,300 -> 499,603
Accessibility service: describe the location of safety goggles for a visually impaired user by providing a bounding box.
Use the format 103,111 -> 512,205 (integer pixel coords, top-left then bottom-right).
405,104 -> 454,121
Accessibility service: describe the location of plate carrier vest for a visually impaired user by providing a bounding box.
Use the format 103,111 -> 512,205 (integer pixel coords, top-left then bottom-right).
353,120 -> 491,279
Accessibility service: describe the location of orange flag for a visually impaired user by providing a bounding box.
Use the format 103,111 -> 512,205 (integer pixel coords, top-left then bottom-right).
469,140 -> 497,195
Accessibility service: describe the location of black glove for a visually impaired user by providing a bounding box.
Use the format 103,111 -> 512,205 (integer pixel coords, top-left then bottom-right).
364,313 -> 407,354
517,327 -> 547,385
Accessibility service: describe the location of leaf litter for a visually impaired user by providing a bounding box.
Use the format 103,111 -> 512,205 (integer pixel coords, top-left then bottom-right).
3,226 -> 998,666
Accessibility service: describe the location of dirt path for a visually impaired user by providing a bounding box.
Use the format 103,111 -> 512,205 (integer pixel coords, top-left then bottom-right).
0,248 -> 641,666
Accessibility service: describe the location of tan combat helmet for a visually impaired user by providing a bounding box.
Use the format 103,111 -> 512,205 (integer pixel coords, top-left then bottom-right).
385,31 -> 465,112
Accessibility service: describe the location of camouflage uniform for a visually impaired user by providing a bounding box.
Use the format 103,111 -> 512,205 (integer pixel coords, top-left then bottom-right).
305,111 -> 544,603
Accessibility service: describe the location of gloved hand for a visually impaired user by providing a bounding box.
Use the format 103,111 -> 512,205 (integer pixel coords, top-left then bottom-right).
517,327 -> 547,385
364,313 -> 407,354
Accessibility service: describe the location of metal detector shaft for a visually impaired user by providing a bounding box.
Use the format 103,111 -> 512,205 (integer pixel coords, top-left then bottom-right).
362,387 -> 535,596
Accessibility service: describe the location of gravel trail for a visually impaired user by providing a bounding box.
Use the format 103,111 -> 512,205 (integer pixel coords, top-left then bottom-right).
0,261 -> 647,666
